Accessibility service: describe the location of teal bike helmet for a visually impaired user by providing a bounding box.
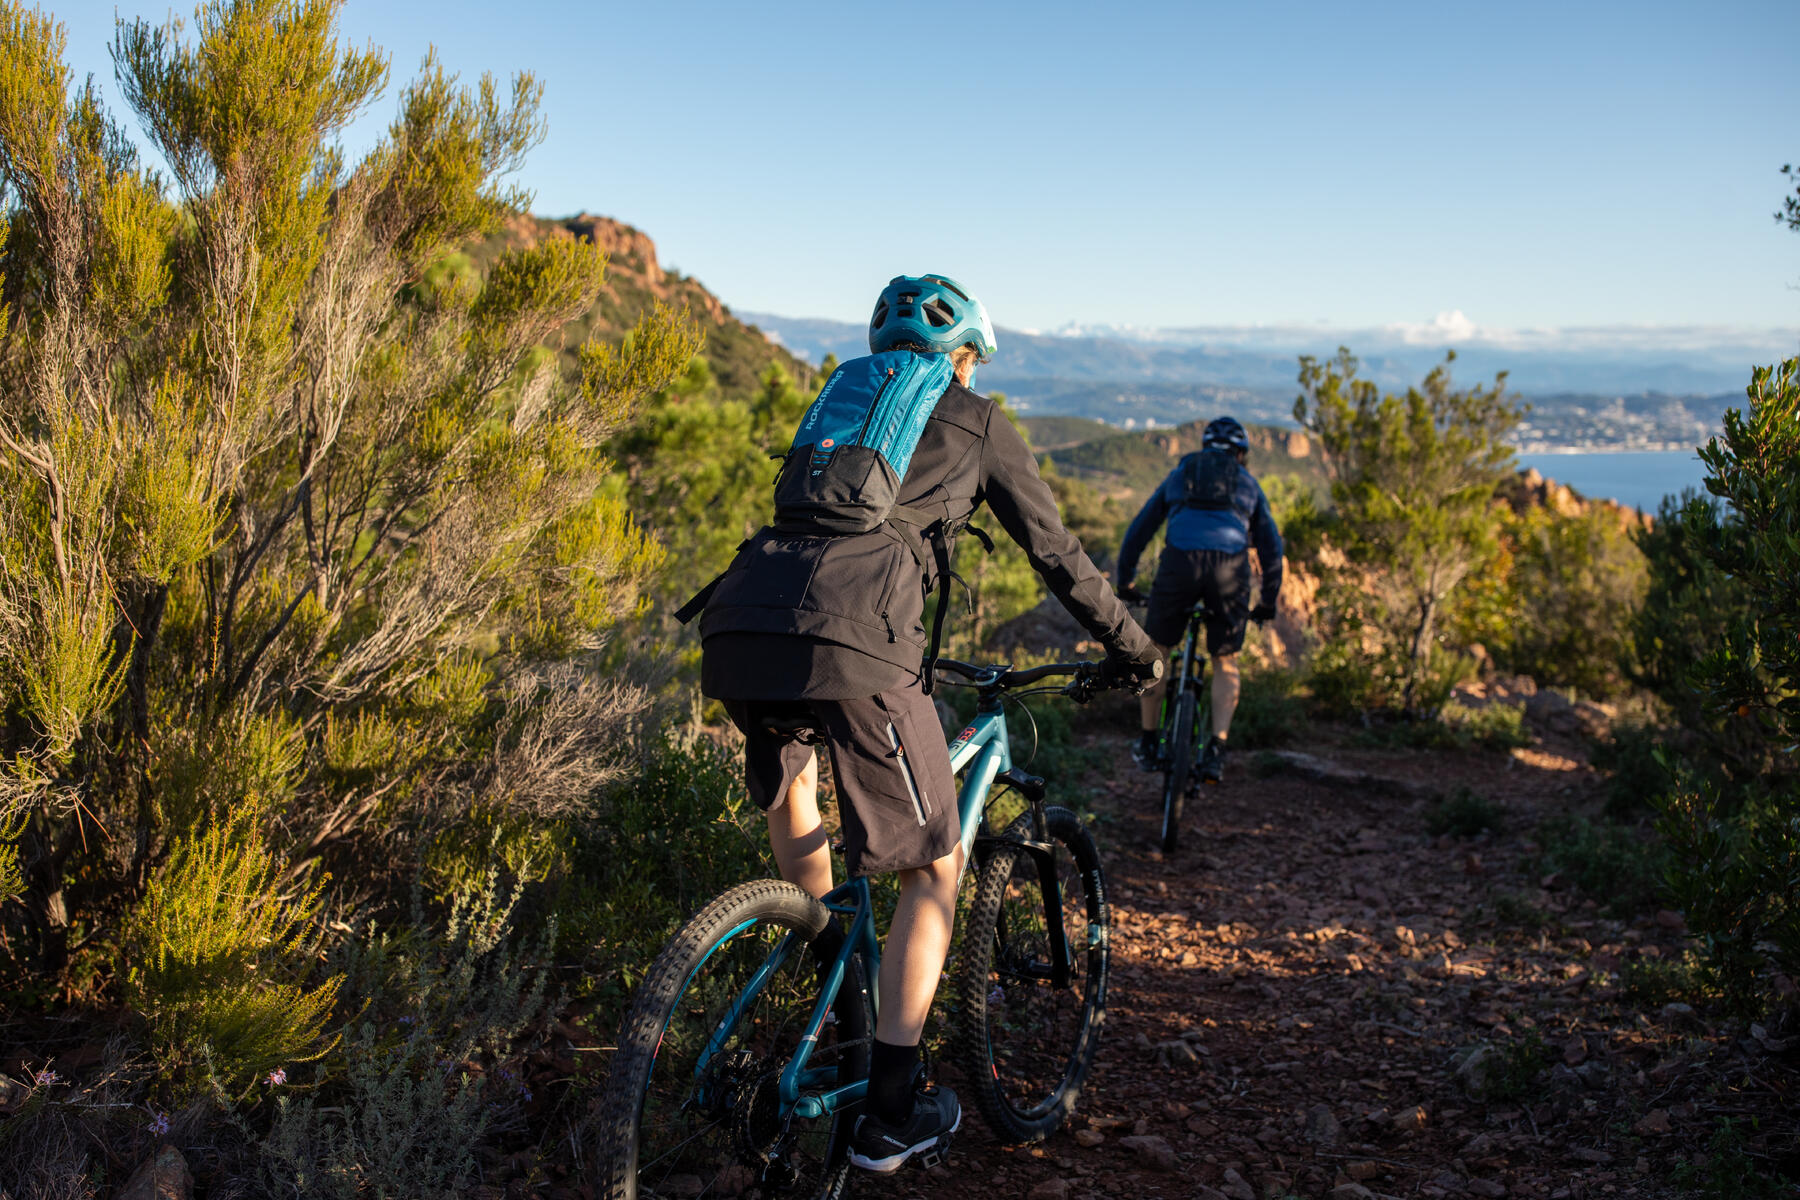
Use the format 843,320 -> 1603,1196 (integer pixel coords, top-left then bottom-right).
868,274 -> 998,360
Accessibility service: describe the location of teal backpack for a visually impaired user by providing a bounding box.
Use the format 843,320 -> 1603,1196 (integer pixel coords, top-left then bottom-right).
771,349 -> 955,534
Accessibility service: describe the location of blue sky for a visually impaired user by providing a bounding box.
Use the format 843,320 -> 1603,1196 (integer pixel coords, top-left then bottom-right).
51,1 -> 1800,335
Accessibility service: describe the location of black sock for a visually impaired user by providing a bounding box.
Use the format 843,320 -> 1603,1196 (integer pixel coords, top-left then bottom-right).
810,917 -> 846,970
868,1038 -> 919,1125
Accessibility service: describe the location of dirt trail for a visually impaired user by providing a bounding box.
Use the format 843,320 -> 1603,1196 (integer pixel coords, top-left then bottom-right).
861,728 -> 1795,1200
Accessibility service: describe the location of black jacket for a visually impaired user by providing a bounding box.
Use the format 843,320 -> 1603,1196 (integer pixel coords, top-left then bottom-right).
699,381 -> 1151,700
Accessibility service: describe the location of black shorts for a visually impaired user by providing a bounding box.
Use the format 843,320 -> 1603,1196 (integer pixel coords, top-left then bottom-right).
723,687 -> 960,877
1143,546 -> 1251,653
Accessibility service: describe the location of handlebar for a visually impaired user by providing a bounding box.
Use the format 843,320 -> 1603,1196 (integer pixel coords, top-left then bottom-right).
935,656 -> 1162,699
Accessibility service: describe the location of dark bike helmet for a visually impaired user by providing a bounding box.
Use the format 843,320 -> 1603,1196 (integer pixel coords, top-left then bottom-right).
869,274 -> 998,360
1202,415 -> 1249,455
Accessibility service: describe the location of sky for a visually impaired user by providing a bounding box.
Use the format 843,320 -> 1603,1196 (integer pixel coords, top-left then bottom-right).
50,0 -> 1800,337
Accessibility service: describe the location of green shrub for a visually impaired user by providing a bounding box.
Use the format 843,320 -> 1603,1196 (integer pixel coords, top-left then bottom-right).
1670,1118 -> 1791,1200
1537,813 -> 1667,917
1497,503 -> 1648,699
1590,719 -> 1676,818
263,872 -> 553,1199
546,729 -> 772,1005
1427,787 -> 1505,838
1657,776 -> 1800,1014
1352,701 -> 1527,752
1440,700 -> 1530,749
1481,1032 -> 1550,1102
1489,892 -> 1553,932
1229,667 -> 1306,748
1648,358 -> 1800,1017
125,816 -> 341,1096
1620,953 -> 1712,1009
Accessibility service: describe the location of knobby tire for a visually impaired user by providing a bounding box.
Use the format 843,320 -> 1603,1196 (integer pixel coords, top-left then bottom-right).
1161,689 -> 1196,853
956,806 -> 1110,1143
593,880 -> 871,1200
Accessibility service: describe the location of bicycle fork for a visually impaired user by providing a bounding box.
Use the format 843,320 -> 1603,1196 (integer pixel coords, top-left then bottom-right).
974,768 -> 1075,991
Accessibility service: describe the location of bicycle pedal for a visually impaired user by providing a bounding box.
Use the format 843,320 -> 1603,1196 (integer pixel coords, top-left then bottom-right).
915,1134 -> 954,1170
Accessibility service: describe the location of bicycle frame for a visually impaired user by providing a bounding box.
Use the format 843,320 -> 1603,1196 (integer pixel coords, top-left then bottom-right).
697,692 -> 1058,1124
1158,606 -> 1209,740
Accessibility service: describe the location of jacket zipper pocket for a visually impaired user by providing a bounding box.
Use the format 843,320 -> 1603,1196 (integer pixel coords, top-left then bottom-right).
887,722 -> 929,826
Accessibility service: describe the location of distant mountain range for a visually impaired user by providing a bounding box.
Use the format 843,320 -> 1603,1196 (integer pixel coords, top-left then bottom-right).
738,310 -> 1798,450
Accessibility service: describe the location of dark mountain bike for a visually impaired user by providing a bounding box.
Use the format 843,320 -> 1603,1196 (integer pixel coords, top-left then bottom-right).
592,658 -> 1138,1199
1152,603 -> 1213,854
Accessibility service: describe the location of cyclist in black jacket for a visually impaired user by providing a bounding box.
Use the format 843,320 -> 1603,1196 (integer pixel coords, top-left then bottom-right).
1115,416 -> 1283,785
696,274 -> 1159,1172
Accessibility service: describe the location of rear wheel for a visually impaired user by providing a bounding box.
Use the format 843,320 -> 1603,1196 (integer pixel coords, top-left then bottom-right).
1161,687 -> 1196,853
594,880 -> 870,1199
956,806 -> 1110,1143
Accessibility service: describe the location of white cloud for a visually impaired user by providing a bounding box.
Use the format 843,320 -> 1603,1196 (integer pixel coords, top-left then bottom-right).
1385,310 -> 1479,345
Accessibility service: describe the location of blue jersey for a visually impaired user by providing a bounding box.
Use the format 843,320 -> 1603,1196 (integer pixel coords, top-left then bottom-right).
1116,454 -> 1284,603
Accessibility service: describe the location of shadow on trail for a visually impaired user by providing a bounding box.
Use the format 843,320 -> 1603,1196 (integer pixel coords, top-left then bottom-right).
865,728 -> 1763,1200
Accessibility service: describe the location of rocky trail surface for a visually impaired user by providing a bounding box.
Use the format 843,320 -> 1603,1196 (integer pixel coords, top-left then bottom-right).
861,727 -> 1798,1200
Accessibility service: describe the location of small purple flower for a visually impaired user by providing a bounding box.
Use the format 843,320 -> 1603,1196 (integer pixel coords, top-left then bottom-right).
148,1112 -> 170,1137
32,1069 -> 58,1087
397,1016 -> 415,1026
519,1086 -> 533,1103
267,1068 -> 288,1086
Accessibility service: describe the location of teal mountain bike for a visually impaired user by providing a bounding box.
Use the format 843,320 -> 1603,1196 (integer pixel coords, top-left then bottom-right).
593,659 -> 1127,1199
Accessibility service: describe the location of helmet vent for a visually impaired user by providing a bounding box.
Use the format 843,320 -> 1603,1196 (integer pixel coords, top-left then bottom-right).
927,276 -> 969,302
922,298 -> 955,327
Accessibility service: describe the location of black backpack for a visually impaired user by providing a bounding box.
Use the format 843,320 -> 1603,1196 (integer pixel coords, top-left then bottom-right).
1179,447 -> 1242,512
675,354 -> 986,693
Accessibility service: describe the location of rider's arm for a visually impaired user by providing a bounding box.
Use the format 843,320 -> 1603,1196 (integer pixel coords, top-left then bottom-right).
1115,475 -> 1173,590
977,406 -> 1153,659
1249,483 -> 1284,609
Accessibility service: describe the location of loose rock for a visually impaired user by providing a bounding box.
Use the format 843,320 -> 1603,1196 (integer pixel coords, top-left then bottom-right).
118,1145 -> 192,1200
1027,1178 -> 1071,1200
1392,1104 -> 1428,1133
1073,1128 -> 1105,1148
1220,1167 -> 1257,1200
1118,1133 -> 1177,1172
1305,1103 -> 1344,1145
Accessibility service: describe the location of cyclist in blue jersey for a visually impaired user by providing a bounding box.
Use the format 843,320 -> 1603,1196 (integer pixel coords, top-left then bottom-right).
1115,416 -> 1283,785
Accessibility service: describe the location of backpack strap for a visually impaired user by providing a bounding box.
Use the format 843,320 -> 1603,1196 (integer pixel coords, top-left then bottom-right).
903,511 -> 994,695
673,576 -> 719,626
673,538 -> 753,626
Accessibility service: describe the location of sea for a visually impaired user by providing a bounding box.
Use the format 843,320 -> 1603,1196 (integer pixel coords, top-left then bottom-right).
1515,450 -> 1713,514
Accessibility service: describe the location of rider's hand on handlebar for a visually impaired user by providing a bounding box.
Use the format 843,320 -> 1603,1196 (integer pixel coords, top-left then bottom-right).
1249,602 -> 1277,624
1101,645 -> 1163,695
1115,582 -> 1146,606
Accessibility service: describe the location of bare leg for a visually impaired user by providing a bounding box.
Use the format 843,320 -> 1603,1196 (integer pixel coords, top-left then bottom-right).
1211,652 -> 1241,740
874,844 -> 966,1045
765,750 -> 833,899
1137,642 -> 1173,732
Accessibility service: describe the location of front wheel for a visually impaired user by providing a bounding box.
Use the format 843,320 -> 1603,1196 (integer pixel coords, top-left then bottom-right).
1161,687 -> 1196,853
956,805 -> 1110,1143
593,880 -> 871,1200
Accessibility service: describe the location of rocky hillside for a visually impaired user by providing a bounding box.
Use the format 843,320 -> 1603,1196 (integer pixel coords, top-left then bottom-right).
467,212 -> 817,395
